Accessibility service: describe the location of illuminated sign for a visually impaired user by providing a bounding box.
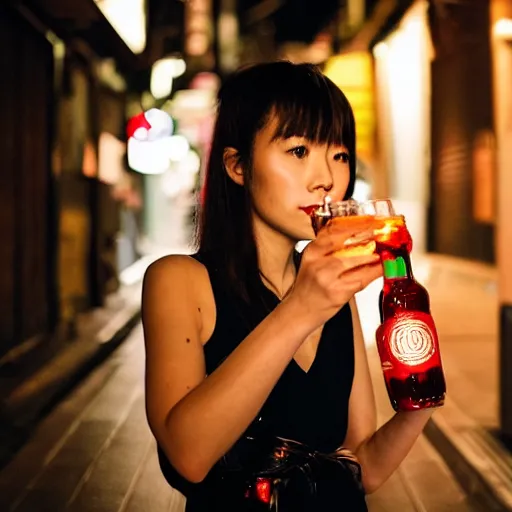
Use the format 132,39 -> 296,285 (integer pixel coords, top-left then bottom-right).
94,0 -> 147,54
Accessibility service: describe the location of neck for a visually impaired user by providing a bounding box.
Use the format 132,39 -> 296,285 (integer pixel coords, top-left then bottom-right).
252,216 -> 297,299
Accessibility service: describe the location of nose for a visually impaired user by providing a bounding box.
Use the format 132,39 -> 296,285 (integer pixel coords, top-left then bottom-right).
309,154 -> 334,193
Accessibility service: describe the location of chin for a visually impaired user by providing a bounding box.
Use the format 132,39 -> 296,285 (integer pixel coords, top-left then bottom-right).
288,228 -> 315,244
294,219 -> 316,241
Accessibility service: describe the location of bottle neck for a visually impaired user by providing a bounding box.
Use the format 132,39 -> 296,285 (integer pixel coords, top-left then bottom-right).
382,253 -> 414,281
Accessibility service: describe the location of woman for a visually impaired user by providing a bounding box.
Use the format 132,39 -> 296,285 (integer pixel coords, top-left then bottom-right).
142,61 -> 435,511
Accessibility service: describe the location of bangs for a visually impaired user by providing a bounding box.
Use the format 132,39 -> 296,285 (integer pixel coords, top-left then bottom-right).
267,72 -> 354,149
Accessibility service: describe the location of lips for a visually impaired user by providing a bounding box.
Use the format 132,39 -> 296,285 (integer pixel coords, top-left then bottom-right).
299,204 -> 322,216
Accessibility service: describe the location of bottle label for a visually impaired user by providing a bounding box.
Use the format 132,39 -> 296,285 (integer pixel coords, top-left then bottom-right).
376,311 -> 439,368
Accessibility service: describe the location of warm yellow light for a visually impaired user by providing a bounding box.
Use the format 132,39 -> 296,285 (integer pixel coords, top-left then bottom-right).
323,52 -> 375,157
494,18 -> 512,40
373,42 -> 389,59
95,0 -> 146,54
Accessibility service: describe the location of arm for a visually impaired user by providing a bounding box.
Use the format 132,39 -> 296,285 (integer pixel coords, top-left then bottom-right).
343,299 -> 434,494
143,255 -> 317,484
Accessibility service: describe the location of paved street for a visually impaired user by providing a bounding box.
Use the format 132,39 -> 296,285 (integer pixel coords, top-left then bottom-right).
0,252 -> 485,511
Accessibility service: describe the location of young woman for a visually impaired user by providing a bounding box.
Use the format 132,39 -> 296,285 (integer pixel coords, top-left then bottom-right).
142,61 -> 435,511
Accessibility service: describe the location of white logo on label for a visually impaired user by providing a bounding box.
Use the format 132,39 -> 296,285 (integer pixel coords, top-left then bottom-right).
389,317 -> 436,366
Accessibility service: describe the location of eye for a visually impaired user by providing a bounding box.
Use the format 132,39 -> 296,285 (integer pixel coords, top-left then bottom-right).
287,145 -> 308,159
334,151 -> 350,163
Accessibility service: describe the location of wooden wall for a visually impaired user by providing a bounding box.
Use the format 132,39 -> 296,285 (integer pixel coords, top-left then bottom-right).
428,0 -> 495,263
0,5 -> 55,357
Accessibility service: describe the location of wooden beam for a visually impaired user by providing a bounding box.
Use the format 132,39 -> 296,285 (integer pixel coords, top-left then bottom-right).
6,0 -> 143,71
342,0 -> 399,52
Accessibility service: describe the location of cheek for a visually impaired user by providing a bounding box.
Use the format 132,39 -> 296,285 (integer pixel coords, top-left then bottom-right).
251,171 -> 289,211
250,158 -> 300,206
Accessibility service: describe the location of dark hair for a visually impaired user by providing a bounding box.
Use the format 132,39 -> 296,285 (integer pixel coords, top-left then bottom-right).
197,61 -> 356,303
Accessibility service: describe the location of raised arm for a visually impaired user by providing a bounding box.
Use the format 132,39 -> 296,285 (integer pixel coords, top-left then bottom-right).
143,220 -> 383,483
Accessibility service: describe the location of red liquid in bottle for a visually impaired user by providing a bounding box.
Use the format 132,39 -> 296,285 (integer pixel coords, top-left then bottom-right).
375,217 -> 446,412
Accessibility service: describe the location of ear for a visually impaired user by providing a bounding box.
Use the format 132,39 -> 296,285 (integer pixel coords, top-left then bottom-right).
223,147 -> 244,186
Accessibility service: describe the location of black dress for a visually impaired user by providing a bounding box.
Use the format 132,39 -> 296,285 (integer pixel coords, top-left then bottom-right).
157,252 -> 368,511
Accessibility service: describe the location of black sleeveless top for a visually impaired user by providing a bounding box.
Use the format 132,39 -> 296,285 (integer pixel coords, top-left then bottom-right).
157,252 -> 359,509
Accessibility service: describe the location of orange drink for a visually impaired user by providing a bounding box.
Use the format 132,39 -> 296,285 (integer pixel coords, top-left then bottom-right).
327,215 -> 377,257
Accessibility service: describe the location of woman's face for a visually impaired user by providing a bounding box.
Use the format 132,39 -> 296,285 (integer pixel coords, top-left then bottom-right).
249,116 -> 351,242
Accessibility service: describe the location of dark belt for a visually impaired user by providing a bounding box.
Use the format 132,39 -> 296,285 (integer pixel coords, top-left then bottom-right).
189,436 -> 368,512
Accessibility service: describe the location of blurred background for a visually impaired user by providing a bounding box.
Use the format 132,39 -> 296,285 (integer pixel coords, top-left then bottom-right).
0,0 -> 512,510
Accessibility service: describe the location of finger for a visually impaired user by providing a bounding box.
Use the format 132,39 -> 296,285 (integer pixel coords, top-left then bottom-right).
314,258 -> 346,287
313,230 -> 375,256
332,229 -> 376,253
335,254 -> 381,274
341,262 -> 383,287
312,255 -> 380,285
315,220 -> 385,250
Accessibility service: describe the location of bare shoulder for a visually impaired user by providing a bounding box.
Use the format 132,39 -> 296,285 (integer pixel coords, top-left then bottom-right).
142,255 -> 210,303
142,254 -> 215,344
143,254 -> 208,285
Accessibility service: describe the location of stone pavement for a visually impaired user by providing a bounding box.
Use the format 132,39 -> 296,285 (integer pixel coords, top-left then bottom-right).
0,280 -> 142,472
